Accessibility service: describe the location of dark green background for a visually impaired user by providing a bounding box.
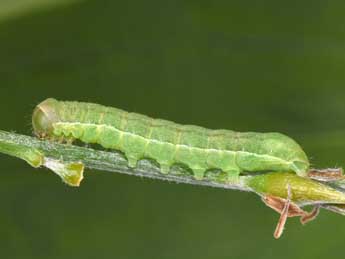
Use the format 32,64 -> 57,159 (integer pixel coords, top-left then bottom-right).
1,1 -> 345,258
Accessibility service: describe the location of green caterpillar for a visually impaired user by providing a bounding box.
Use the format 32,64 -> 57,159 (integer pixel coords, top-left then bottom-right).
32,98 -> 309,181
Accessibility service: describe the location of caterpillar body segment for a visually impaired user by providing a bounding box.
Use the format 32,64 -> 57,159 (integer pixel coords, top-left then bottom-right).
32,98 -> 310,182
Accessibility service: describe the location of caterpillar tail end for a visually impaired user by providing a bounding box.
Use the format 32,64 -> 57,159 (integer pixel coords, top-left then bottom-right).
43,158 -> 84,187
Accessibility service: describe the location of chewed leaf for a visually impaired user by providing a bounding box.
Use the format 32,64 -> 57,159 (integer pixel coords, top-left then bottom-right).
43,158 -> 84,187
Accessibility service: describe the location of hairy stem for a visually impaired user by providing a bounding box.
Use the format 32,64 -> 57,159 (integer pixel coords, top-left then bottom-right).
0,130 -> 251,190
2,129 -> 345,211
3,129 -> 345,239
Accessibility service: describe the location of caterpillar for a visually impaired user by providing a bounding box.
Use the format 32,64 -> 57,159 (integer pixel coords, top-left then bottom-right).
32,98 -> 309,182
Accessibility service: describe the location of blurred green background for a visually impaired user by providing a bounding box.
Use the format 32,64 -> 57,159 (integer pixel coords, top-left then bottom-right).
1,0 -> 345,258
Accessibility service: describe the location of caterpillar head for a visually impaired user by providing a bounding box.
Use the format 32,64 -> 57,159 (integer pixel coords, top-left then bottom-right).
32,98 -> 60,138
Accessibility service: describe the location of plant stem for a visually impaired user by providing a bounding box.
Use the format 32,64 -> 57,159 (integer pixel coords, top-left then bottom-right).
3,129 -> 345,238
0,130 -> 251,190
2,129 -> 345,212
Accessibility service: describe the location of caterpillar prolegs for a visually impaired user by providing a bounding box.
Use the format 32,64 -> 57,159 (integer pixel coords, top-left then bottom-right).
32,98 -> 310,182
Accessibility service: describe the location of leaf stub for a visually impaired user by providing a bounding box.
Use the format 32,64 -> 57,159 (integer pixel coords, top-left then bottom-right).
0,140 -> 43,168
43,158 -> 84,187
247,172 -> 345,205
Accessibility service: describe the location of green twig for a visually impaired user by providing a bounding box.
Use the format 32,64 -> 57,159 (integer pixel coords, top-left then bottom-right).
0,130 -> 251,189
2,129 -> 345,213
3,129 -> 345,239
